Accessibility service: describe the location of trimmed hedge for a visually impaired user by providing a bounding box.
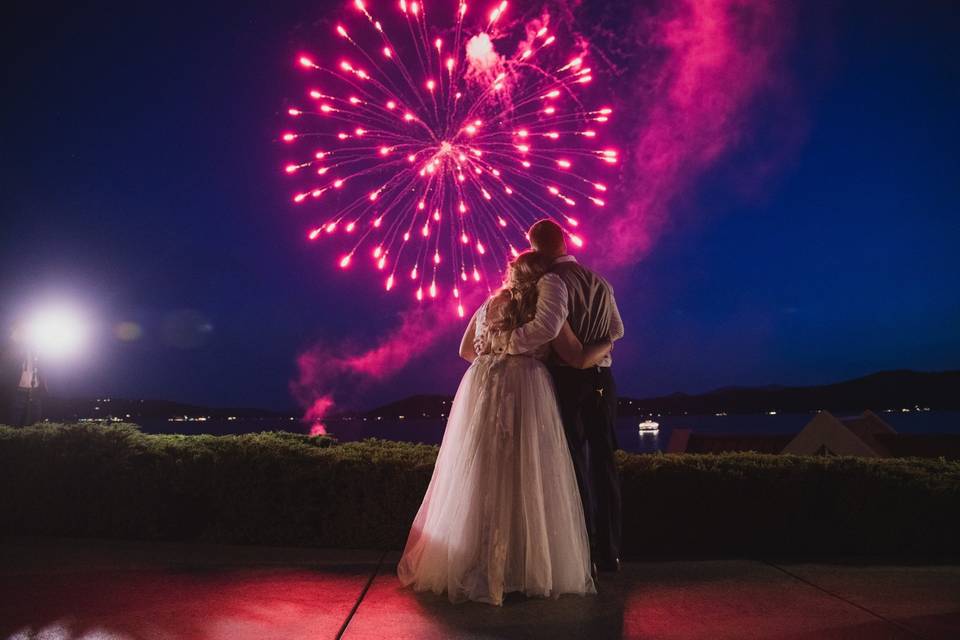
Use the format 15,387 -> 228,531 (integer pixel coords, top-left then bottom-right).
1,423 -> 958,556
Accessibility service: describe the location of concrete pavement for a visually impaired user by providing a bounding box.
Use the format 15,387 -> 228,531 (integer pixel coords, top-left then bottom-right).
1,538 -> 957,639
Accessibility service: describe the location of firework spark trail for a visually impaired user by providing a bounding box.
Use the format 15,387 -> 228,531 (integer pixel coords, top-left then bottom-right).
284,0 -> 616,317
287,0 -> 795,424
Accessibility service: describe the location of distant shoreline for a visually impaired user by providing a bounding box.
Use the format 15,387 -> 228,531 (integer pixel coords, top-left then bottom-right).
38,369 -> 960,424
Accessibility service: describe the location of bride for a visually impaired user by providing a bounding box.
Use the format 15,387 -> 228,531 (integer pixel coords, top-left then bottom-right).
397,250 -> 612,605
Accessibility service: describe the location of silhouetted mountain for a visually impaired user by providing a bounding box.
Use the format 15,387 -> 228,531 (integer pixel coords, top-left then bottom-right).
39,370 -> 959,423
357,370 -> 959,419
618,370 -> 960,416
349,394 -> 453,420
43,397 -> 296,422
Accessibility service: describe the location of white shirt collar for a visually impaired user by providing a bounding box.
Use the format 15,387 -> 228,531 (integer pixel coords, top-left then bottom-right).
553,255 -> 577,265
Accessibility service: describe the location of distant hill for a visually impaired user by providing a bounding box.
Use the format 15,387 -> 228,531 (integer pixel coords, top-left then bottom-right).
42,397 -> 296,422
344,394 -> 453,420
38,369 -> 959,423
617,370 -> 959,416
353,370 -> 960,420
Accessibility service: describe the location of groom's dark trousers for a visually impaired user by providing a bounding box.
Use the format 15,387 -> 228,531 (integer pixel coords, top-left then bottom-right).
550,364 -> 621,567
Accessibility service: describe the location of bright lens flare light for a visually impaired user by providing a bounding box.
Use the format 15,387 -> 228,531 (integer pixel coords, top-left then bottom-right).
25,306 -> 88,359
285,1 -> 615,311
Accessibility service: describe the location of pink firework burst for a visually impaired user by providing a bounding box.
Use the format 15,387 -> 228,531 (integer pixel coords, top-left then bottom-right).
284,0 -> 616,316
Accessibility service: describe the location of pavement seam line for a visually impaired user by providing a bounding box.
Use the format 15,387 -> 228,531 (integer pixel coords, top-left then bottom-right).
760,559 -> 927,639
335,550 -> 387,640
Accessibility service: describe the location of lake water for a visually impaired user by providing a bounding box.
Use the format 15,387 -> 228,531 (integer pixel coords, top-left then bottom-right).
138,410 -> 960,454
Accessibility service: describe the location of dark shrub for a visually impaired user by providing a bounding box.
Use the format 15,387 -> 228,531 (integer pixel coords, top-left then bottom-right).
1,423 -> 957,556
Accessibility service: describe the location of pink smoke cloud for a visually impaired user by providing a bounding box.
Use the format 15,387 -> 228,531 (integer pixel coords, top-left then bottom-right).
465,33 -> 503,85
589,0 -> 795,268
290,295 -> 482,423
305,395 -> 334,435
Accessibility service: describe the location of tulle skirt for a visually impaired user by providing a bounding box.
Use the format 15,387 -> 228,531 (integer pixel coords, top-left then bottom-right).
397,354 -> 596,605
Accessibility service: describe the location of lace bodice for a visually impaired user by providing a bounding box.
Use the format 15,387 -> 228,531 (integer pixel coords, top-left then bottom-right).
470,298 -> 551,361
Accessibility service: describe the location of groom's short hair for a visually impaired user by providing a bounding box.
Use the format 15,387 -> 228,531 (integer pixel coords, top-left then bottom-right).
528,219 -> 567,256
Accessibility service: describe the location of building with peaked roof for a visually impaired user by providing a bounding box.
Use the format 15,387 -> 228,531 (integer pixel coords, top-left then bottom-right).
782,410 -> 895,457
666,410 -> 960,459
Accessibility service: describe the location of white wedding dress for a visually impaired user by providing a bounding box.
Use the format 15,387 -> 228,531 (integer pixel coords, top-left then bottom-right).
397,297 -> 596,605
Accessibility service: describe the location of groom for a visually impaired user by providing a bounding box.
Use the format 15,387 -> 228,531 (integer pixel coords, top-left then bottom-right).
509,219 -> 624,572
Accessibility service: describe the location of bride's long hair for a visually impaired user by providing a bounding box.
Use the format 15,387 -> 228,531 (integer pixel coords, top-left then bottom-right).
490,250 -> 550,332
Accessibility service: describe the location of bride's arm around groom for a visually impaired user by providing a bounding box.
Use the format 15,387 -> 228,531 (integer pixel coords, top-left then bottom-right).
506,271 -> 568,356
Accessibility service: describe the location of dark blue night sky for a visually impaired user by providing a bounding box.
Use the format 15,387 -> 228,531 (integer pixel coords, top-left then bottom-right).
2,0 -> 958,411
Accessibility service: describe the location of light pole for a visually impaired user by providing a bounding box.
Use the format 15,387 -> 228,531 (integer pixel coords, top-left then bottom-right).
7,304 -> 88,426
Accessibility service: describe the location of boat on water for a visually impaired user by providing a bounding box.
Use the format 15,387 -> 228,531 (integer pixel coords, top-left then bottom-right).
638,420 -> 660,433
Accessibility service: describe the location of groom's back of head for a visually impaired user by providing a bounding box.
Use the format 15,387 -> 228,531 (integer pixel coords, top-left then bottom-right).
528,220 -> 567,259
